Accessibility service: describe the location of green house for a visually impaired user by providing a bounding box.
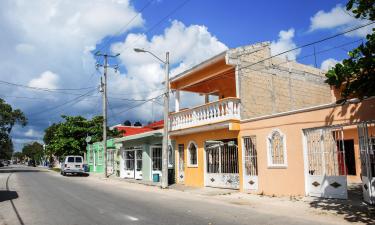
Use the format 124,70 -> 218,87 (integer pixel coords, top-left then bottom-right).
86,139 -> 116,174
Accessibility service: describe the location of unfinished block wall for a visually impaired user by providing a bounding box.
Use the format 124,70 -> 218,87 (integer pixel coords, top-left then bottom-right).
227,43 -> 332,119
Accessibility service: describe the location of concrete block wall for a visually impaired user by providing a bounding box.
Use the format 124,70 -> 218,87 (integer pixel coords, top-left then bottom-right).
227,42 -> 332,119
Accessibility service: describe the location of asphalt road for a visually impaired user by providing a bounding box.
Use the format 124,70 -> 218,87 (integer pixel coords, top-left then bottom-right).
0,166 -> 338,225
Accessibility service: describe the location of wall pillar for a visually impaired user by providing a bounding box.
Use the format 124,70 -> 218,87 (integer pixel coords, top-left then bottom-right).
175,90 -> 180,112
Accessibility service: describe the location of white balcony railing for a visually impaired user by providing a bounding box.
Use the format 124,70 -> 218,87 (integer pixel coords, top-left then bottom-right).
169,97 -> 240,131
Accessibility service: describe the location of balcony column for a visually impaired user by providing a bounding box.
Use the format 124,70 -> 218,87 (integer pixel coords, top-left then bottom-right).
205,94 -> 209,104
175,90 -> 180,112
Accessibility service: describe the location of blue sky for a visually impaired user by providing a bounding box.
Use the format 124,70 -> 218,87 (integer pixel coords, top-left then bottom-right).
0,0 -> 372,150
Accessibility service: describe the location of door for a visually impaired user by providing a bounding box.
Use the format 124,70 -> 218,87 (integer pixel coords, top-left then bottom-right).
243,136 -> 258,190
205,140 -> 239,189
304,127 -> 347,199
124,150 -> 135,178
177,144 -> 185,183
135,149 -> 143,180
151,146 -> 162,179
358,121 -> 375,205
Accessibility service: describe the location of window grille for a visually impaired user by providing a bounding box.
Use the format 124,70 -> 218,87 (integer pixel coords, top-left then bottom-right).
243,136 -> 258,176
152,147 -> 162,171
178,144 -> 184,171
268,130 -> 287,167
188,142 -> 198,166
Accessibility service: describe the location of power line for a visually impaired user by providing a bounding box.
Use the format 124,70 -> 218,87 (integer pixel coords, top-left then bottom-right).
237,21 -> 375,71
0,79 -> 96,92
95,0 -> 155,53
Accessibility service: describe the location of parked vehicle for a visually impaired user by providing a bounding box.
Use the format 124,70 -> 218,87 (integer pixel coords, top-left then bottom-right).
2,160 -> 9,166
61,156 -> 85,176
27,160 -> 36,167
0,161 -> 4,167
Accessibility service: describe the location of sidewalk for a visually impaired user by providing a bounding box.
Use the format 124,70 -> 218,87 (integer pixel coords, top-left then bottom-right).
53,169 -> 375,225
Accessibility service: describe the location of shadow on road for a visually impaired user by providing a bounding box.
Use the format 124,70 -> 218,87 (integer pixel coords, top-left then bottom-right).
0,190 -> 18,202
0,168 -> 46,173
309,184 -> 375,224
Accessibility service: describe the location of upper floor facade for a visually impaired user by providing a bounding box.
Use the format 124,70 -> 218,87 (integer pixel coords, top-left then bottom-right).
168,42 -> 333,135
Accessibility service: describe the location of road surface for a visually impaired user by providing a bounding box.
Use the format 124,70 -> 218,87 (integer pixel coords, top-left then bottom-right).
0,166 -> 341,225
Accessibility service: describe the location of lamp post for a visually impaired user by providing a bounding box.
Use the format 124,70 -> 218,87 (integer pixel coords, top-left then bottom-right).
134,48 -> 169,189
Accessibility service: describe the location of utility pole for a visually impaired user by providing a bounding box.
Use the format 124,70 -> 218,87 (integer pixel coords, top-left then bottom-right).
95,51 -> 119,178
133,48 -> 169,188
162,52 -> 170,189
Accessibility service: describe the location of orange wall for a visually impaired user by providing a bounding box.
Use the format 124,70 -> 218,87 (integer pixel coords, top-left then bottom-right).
240,98 -> 375,196
172,129 -> 239,187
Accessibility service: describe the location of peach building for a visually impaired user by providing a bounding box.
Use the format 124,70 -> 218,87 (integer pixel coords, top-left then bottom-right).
170,42 -> 375,203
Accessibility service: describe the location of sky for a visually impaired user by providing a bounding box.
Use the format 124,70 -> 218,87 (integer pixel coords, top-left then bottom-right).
0,0 -> 373,151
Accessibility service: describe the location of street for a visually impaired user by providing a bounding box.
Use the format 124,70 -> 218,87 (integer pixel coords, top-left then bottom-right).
0,166 -> 349,225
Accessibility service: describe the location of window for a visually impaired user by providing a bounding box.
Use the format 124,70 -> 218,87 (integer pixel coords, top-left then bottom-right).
125,151 -> 134,170
67,157 -> 74,163
267,129 -> 287,167
152,147 -> 162,171
168,145 -> 173,167
75,157 -> 82,163
187,141 -> 198,167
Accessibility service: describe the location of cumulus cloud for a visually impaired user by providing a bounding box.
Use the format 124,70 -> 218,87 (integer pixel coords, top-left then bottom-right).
109,20 -> 227,122
320,58 -> 340,71
24,128 -> 43,138
309,4 -> 374,37
270,28 -> 301,60
28,71 -> 59,89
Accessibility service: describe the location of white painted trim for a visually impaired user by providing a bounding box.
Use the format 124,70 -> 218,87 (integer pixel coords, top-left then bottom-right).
302,130 -> 309,196
266,129 -> 288,168
187,141 -> 198,168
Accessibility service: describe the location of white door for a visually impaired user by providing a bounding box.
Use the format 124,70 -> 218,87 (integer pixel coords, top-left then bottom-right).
242,136 -> 258,191
177,144 -> 185,183
304,127 -> 347,199
124,150 -> 135,178
205,140 -> 239,189
135,149 -> 143,180
358,121 -> 375,205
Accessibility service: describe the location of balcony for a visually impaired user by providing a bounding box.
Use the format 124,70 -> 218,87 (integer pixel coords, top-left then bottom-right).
169,97 -> 240,132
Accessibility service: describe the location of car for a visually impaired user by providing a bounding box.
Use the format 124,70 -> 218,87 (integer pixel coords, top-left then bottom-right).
61,156 -> 85,176
27,160 -> 36,167
0,161 -> 4,167
2,160 -> 9,166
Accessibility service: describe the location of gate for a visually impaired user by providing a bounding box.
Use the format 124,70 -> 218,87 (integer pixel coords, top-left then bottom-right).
304,127 -> 347,199
358,121 -> 375,205
242,136 -> 258,190
205,140 -> 239,189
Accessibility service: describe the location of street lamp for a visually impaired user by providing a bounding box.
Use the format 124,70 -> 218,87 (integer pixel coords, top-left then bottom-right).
134,48 -> 170,189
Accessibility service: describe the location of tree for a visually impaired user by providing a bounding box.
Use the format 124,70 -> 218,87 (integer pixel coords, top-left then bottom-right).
123,120 -> 131,126
13,151 -> 25,161
22,141 -> 43,163
0,98 -> 27,159
325,0 -> 375,99
44,115 -> 122,158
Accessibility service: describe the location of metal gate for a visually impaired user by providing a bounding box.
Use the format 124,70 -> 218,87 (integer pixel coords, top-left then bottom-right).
358,121 -> 375,205
304,127 -> 347,199
177,144 -> 185,183
205,140 -> 239,189
242,136 -> 258,190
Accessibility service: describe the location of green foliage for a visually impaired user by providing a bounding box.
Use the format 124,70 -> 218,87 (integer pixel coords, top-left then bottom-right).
22,141 -> 43,162
13,151 -> 25,160
325,0 -> 375,99
0,98 -> 27,159
44,115 -> 122,158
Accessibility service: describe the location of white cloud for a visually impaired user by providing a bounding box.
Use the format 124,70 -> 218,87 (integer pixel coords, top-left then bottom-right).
24,128 -> 43,138
309,4 -> 374,37
109,20 -> 227,122
320,58 -> 340,71
15,43 -> 35,54
28,71 -> 59,89
270,28 -> 300,61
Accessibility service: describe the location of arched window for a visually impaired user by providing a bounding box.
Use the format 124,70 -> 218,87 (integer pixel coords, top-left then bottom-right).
267,129 -> 287,167
187,141 -> 198,167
